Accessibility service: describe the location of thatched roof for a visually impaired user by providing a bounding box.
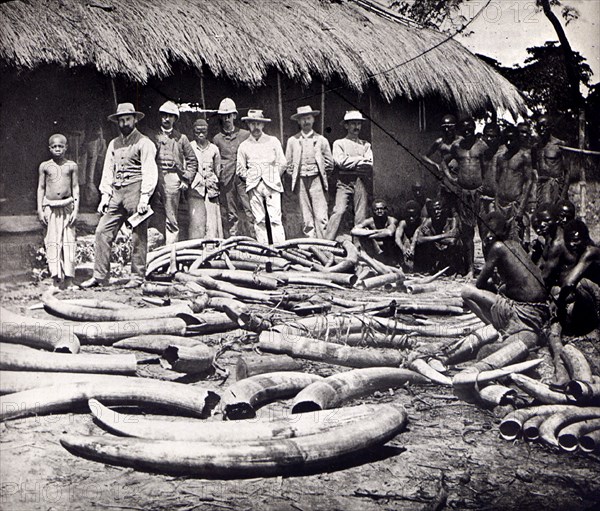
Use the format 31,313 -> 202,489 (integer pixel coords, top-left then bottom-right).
0,0 -> 525,113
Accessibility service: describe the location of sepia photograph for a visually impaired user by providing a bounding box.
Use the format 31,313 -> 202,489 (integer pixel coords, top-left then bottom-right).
0,0 -> 599,509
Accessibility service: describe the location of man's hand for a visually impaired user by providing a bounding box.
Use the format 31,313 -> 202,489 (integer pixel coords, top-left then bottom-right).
68,210 -> 78,226
38,209 -> 47,226
97,194 -> 111,215
179,181 -> 189,192
137,194 -> 150,215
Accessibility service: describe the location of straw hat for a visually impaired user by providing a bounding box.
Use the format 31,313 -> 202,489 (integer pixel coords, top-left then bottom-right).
159,101 -> 180,118
217,98 -> 238,115
340,110 -> 367,124
291,105 -> 320,121
241,109 -> 271,123
108,103 -> 145,122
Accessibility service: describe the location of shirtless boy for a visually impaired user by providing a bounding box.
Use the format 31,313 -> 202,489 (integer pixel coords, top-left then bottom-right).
530,203 -> 556,265
37,134 -> 79,290
451,118 -> 488,275
351,199 -> 399,265
395,200 -> 423,271
494,126 -> 533,243
462,212 -> 550,351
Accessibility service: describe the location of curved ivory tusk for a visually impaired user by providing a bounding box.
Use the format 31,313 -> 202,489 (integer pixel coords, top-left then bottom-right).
291,368 -> 428,413
409,359 -> 452,386
221,372 -> 322,420
453,359 -> 543,387
0,306 -> 80,353
112,335 -> 208,354
43,295 -> 193,322
539,407 -> 600,447
477,384 -> 516,408
0,378 -> 219,421
356,273 -> 404,291
236,354 -> 303,380
258,330 -> 405,368
499,405 -> 581,441
187,269 -> 281,290
89,400 -> 386,441
509,374 -> 573,404
566,381 -> 600,404
0,371 -> 144,395
557,418 -> 600,452
580,428 -> 600,453
522,415 -> 547,441
60,404 -> 406,477
439,324 -> 499,365
0,343 -> 137,374
72,317 -> 189,345
560,344 -> 593,383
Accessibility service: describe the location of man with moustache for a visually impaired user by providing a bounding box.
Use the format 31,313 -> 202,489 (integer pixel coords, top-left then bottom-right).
81,103 -> 158,288
285,105 -> 333,238
325,110 -> 373,240
236,109 -> 287,244
152,101 -> 198,245
212,98 -> 253,237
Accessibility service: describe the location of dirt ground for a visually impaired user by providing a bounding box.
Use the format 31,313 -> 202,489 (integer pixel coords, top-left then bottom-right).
1,274 -> 599,511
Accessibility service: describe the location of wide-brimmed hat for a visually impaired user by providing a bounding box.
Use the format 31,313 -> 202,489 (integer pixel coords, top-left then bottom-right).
340,110 -> 367,124
291,105 -> 320,121
159,101 -> 180,118
108,103 -> 145,122
217,98 -> 238,115
241,109 -> 271,123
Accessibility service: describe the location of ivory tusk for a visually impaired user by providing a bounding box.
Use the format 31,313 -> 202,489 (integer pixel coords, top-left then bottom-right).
566,381 -> 600,404
476,384 -> 516,408
72,317 -> 189,345
291,367 -> 427,412
160,344 -> 214,374
0,378 -> 219,421
43,295 -> 193,322
409,359 -> 452,386
89,400 -> 398,441
0,343 -> 137,374
580,428 -> 600,453
258,330 -> 405,368
356,273 -> 404,290
557,418 -> 600,452
539,407 -> 600,447
499,405 -> 580,441
188,269 -> 281,290
235,354 -> 303,380
438,324 -> 499,365
509,374 -> 573,404
60,404 -> 406,477
522,415 -> 547,441
112,335 -> 208,354
454,359 -> 544,387
560,344 -> 593,383
1,306 -> 80,353
221,371 -> 322,420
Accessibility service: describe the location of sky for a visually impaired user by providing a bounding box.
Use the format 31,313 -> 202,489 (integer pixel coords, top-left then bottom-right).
455,0 -> 600,87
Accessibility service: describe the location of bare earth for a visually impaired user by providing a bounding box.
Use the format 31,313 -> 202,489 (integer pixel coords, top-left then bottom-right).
1,278 -> 598,511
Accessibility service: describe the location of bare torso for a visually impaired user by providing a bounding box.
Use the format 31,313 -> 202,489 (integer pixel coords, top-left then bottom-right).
452,138 -> 487,190
41,159 -> 77,200
491,240 -> 547,302
536,136 -> 564,179
496,147 -> 532,203
482,148 -> 500,197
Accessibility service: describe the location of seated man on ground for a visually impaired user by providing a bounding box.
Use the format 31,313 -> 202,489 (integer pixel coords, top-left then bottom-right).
395,200 -> 424,271
351,199 -> 399,265
413,198 -> 462,275
462,212 -> 550,356
544,219 -> 600,336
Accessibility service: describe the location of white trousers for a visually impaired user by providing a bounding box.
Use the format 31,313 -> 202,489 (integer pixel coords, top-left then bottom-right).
248,181 -> 285,244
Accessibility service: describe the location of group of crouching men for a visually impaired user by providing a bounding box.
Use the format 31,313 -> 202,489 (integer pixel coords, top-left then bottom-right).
39,97 -> 599,364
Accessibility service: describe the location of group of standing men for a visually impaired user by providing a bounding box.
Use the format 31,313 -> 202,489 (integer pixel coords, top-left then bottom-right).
79,99 -> 373,288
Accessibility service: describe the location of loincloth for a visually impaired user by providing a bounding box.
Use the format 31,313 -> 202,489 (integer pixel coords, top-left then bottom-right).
42,196 -> 74,208
490,294 -> 550,340
457,187 -> 481,229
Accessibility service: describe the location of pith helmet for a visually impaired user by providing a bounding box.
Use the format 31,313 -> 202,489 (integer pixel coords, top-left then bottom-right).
441,114 -> 457,127
159,101 -> 180,118
217,98 -> 238,115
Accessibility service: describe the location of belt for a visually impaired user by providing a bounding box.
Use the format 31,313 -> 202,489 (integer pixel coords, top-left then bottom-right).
159,161 -> 178,171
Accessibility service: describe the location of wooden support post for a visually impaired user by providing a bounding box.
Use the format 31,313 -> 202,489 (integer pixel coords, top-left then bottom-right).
320,81 -> 325,134
277,72 -> 284,143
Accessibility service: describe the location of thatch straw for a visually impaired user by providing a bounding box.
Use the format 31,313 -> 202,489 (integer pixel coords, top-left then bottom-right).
0,0 -> 525,114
